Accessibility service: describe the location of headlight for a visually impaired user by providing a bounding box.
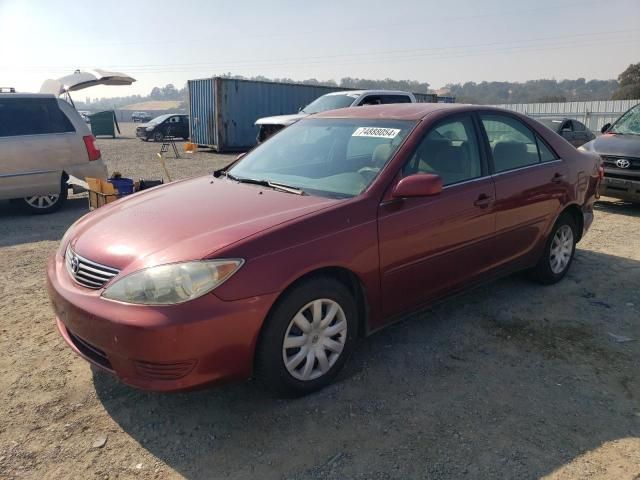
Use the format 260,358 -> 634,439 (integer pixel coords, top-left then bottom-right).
146,126 -> 154,131
102,259 -> 244,305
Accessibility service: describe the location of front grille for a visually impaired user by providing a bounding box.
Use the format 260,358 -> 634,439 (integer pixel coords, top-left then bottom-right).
605,172 -> 640,181
134,360 -> 196,380
601,155 -> 640,171
65,246 -> 120,289
67,328 -> 113,370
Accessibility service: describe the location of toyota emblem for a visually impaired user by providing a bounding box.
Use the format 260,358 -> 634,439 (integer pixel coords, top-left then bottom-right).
616,158 -> 631,169
70,255 -> 80,274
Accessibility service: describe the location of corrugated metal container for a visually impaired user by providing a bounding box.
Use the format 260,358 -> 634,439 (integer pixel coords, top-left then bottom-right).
188,77 -> 440,151
414,93 -> 438,103
188,78 -> 349,151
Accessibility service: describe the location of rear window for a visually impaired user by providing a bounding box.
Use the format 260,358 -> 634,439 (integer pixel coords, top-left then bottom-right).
0,98 -> 75,137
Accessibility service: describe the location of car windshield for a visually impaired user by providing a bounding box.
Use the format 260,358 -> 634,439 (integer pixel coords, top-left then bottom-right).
148,114 -> 171,124
228,118 -> 415,198
301,94 -> 359,114
538,118 -> 563,131
610,105 -> 640,135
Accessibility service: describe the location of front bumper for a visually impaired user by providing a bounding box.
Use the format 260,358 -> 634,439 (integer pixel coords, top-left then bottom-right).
599,175 -> 640,202
46,252 -> 278,391
136,129 -> 151,139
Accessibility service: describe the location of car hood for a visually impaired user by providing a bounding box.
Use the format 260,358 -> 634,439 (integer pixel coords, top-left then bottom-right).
254,113 -> 308,126
585,133 -> 640,158
69,176 -> 339,272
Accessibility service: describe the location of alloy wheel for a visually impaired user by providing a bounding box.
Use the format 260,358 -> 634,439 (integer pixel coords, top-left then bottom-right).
549,224 -> 574,274
24,194 -> 60,209
282,298 -> 347,381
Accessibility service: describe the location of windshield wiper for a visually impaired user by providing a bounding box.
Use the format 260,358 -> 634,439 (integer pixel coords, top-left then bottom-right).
225,174 -> 305,195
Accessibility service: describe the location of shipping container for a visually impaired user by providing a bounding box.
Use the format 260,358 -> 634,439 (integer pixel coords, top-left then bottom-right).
188,77 -> 349,152
188,77 -> 439,152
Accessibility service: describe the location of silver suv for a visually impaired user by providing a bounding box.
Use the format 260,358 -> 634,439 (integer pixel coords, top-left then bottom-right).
255,90 -> 416,142
0,92 -> 108,213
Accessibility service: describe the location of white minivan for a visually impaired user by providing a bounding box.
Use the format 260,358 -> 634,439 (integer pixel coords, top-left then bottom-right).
0,92 -> 108,213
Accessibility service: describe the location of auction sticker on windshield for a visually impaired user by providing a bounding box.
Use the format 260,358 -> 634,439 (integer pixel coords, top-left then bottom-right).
352,127 -> 401,138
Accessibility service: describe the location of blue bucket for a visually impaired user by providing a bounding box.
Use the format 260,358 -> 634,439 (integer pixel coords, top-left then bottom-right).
108,177 -> 134,197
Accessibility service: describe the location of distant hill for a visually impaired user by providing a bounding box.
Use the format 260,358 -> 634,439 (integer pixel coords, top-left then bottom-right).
121,100 -> 183,111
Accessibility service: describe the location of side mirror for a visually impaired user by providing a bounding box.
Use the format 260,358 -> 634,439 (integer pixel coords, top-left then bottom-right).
601,123 -> 611,134
392,173 -> 443,198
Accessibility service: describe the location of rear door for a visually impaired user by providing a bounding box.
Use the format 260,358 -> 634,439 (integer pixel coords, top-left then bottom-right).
378,114 -> 496,318
478,112 -> 568,270
0,97 -> 75,199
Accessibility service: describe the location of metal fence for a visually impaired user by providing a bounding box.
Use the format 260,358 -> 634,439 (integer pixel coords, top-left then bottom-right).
494,99 -> 639,132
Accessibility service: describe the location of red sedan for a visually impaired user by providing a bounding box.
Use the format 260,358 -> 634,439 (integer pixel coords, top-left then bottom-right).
47,104 -> 601,396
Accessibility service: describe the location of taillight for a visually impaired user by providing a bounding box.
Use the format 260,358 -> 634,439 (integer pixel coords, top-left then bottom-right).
83,135 -> 101,161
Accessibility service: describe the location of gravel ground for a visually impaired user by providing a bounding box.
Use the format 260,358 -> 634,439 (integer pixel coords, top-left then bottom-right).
0,123 -> 639,479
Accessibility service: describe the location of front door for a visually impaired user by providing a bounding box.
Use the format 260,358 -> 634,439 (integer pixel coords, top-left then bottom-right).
378,114 -> 496,319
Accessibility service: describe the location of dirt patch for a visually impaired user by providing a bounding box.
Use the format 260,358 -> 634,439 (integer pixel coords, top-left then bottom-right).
0,129 -> 639,479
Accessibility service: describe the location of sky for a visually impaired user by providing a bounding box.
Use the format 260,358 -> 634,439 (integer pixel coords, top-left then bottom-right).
1,0 -> 639,99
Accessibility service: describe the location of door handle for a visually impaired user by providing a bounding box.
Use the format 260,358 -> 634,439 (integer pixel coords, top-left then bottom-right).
473,193 -> 492,208
551,173 -> 565,183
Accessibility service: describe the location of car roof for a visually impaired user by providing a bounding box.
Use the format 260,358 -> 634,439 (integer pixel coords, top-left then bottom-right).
324,90 -> 413,97
538,116 -> 572,121
313,103 -> 490,120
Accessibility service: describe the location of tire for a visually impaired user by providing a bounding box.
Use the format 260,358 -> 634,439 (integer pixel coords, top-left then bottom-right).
529,213 -> 577,284
21,179 -> 68,214
254,276 -> 358,397
153,131 -> 164,142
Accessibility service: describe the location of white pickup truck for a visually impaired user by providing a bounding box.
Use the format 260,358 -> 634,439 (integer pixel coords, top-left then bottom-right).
255,90 -> 416,142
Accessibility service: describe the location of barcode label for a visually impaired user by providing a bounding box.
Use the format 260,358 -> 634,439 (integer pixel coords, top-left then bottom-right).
352,127 -> 400,139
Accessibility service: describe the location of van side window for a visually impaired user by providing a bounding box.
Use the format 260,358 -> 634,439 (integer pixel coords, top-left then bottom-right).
380,95 -> 412,104
0,98 -> 74,137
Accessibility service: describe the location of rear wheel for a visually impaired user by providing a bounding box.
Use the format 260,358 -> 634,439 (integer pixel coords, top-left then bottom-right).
21,179 -> 68,214
530,213 -> 577,284
254,276 -> 358,397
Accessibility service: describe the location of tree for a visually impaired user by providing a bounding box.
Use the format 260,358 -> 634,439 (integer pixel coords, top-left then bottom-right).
612,63 -> 640,100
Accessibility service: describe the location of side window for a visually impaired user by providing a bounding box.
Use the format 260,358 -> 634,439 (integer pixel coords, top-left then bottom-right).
403,115 -> 482,186
48,100 -> 75,133
572,120 -> 585,132
0,98 -> 73,137
480,114 -> 541,173
359,96 -> 382,106
169,116 -> 180,123
537,136 -> 558,162
561,121 -> 573,132
380,95 -> 412,104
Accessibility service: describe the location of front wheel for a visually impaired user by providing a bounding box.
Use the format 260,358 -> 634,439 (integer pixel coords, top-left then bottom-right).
21,180 -> 68,214
529,213 -> 577,284
153,131 -> 164,142
254,276 -> 358,397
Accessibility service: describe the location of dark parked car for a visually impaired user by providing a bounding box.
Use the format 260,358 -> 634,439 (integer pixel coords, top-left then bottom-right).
537,117 -> 595,147
136,114 -> 189,141
131,111 -> 151,122
580,103 -> 640,203
48,104 -> 601,397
